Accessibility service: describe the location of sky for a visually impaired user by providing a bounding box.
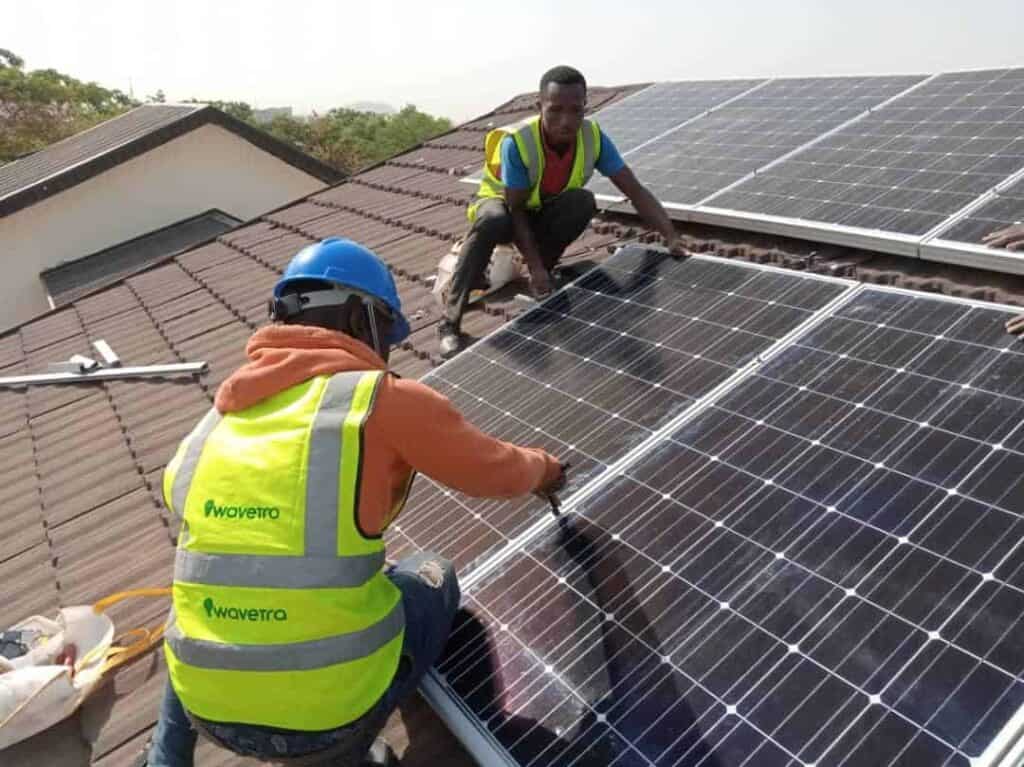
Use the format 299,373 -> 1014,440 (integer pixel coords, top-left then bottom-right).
5,0 -> 1023,123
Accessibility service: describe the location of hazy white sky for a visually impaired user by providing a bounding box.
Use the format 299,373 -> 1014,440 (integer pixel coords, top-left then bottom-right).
6,0 -> 1022,122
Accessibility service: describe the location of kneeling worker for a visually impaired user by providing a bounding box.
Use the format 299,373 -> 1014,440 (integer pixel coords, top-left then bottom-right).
439,64 -> 687,358
145,238 -> 566,766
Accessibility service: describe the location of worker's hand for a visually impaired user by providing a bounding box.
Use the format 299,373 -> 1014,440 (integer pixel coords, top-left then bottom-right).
666,233 -> 688,260
983,223 -> 1024,251
534,461 -> 569,503
529,267 -> 555,299
1007,314 -> 1024,337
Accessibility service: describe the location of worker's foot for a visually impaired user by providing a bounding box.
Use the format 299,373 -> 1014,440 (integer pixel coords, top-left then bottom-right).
362,736 -> 400,766
438,321 -> 462,360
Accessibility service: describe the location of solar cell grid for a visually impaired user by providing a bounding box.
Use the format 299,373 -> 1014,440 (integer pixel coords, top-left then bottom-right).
417,263 -> 1024,766
616,76 -> 926,207
707,68 -> 1024,236
590,79 -> 766,156
932,172 -> 1024,245
388,249 -> 847,577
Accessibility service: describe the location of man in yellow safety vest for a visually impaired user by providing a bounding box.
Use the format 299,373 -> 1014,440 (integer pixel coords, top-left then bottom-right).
438,65 -> 688,358
143,238 -> 566,766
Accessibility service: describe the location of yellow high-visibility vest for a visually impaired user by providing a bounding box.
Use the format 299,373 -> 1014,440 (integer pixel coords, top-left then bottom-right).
161,370 -> 412,730
469,115 -> 601,221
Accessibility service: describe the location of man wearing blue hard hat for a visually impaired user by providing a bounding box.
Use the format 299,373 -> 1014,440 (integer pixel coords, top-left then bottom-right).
144,238 -> 567,767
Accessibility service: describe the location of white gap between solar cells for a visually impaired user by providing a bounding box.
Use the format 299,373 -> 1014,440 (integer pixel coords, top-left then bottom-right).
413,254 -> 859,767
695,73 -> 941,209
537,293 -> 1013,763
653,289 -> 1024,764
417,259 -> 1024,765
457,269 -> 861,594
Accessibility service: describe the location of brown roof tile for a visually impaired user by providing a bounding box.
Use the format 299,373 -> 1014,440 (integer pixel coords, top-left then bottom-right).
4,713 -> 90,767
0,543 -> 59,630
19,309 -> 84,354
174,322 -> 252,392
399,202 -> 469,241
426,129 -> 481,150
126,263 -> 203,310
0,385 -> 28,439
292,208 -> 413,249
375,233 -> 448,282
81,652 -> 168,762
49,487 -> 172,629
260,200 -> 338,229
385,169 -> 475,205
389,146 -> 481,175
313,183 -> 441,220
173,242 -> 243,276
237,230 -> 314,271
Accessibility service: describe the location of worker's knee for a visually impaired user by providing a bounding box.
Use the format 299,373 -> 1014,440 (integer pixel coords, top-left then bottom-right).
471,203 -> 513,240
562,187 -> 597,218
409,553 -> 458,598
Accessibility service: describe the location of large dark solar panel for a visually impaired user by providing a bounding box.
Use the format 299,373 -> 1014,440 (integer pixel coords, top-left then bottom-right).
707,68 -> 1024,236
591,79 -> 766,157
617,76 -> 925,207
387,248 -> 848,577
932,173 -> 1024,245
434,285 -> 1024,766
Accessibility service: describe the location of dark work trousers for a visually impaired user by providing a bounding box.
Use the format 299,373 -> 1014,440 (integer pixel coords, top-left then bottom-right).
443,188 -> 597,330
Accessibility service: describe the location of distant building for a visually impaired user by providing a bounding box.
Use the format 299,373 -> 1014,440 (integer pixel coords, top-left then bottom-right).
0,104 -> 341,327
252,106 -> 293,124
345,101 -> 397,115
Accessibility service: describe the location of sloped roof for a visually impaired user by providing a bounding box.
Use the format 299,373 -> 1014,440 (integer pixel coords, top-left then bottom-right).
3,80 -> 1024,767
0,104 -> 342,218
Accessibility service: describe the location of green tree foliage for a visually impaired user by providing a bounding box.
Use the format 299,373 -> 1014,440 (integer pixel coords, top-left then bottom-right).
257,104 -> 452,176
1,50 -> 454,176
0,50 -> 134,162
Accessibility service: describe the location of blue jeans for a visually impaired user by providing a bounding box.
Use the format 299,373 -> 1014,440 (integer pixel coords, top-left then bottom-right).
148,552 -> 461,767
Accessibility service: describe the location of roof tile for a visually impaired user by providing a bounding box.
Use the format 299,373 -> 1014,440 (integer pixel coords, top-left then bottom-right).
174,242 -> 246,275
0,543 -> 59,630
126,263 -> 202,310
389,147 -> 481,175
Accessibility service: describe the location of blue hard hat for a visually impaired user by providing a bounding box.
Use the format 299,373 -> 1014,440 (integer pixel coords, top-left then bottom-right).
274,238 -> 410,344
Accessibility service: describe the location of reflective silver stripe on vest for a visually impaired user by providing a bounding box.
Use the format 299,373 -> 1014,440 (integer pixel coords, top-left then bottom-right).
165,599 -> 404,671
513,121 -> 541,188
305,372 -> 367,558
174,549 -> 385,589
580,120 -> 598,184
171,407 -> 222,517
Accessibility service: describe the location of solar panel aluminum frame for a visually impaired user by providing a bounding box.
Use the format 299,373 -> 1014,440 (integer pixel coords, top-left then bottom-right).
686,203 -> 924,257
918,164 -> 1024,276
979,702 -> 1024,767
412,247 -> 860,767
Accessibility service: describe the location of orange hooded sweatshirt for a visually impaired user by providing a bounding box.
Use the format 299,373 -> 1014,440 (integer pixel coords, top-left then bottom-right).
214,325 -> 562,537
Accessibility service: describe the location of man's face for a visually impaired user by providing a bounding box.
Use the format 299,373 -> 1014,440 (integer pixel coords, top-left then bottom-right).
539,82 -> 586,147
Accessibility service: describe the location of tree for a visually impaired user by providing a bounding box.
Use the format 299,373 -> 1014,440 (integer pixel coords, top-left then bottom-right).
0,50 -> 134,163
258,104 -> 452,175
1,51 -> 454,176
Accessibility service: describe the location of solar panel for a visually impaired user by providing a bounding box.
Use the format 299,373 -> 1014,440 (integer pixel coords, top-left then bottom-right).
930,171 -> 1024,245
617,76 -> 926,207
706,68 -> 1024,237
388,247 -> 848,575
590,80 -> 766,157
415,255 -> 1024,766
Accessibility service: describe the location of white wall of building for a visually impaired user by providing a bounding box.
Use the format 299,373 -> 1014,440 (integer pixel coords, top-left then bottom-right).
0,123 -> 327,329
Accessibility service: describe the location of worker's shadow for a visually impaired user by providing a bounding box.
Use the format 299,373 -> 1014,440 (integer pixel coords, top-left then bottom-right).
432,513 -> 715,765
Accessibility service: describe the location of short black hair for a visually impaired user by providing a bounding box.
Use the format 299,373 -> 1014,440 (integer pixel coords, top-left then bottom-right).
540,65 -> 586,94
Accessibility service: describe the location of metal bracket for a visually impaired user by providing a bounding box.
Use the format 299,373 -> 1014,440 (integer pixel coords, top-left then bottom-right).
1,339 -> 206,388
